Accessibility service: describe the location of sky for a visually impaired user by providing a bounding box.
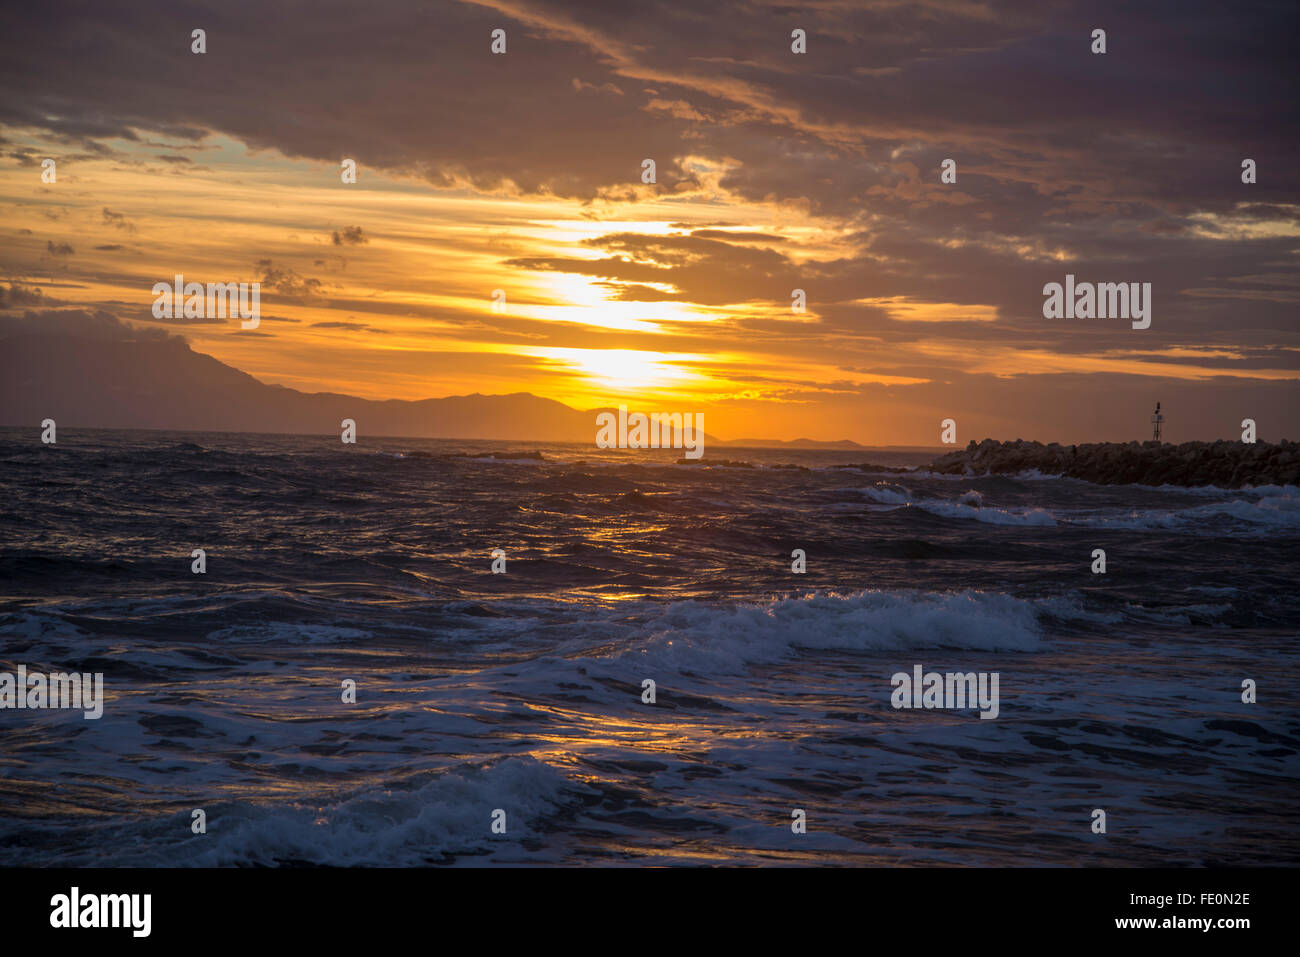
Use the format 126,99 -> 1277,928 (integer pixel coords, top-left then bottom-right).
1,0 -> 1297,444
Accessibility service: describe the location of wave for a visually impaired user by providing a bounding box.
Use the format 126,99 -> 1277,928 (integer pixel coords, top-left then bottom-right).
0,756 -> 581,867
187,756 -> 578,866
900,468 -> 1065,482
449,450 -> 548,463
855,483 -> 1058,526
853,481 -> 1300,533
1069,488 -> 1300,532
605,589 -> 1047,676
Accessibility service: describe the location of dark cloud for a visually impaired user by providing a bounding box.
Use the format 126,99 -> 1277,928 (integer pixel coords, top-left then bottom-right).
1,1 -> 1295,234
0,308 -> 178,341
508,230 -> 802,305
331,226 -> 367,246
0,282 -> 48,307
690,229 -> 786,242
102,207 -> 136,231
311,320 -> 388,333
0,0 -> 1288,210
0,0 -> 1296,436
45,240 -> 73,256
255,259 -> 328,299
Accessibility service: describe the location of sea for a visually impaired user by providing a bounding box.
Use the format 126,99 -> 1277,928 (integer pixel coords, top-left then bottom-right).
1,427 -> 1297,866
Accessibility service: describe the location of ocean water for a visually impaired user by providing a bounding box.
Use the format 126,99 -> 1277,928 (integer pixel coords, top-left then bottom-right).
0,427 -> 1297,866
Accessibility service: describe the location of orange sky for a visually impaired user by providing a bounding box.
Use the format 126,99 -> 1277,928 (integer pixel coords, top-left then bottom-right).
2,1 -> 1297,444
2,136 -> 960,439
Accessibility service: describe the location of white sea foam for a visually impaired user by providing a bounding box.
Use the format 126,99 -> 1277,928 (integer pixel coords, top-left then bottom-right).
919,499 -> 1058,526
856,484 -> 1057,526
611,589 -> 1045,675
856,481 -> 1299,533
857,484 -> 912,505
10,757 -> 580,867
1070,488 -> 1300,532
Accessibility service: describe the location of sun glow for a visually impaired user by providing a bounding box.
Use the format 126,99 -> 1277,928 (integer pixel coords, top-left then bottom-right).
525,346 -> 708,396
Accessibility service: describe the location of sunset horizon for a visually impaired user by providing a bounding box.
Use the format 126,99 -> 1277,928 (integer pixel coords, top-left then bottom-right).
2,0 -> 1296,928
3,1 -> 1297,445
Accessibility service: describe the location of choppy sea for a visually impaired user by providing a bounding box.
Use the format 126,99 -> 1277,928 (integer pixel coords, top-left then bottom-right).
1,428 -> 1297,866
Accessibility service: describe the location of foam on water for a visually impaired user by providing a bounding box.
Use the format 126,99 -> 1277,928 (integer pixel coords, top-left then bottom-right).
1069,488 -> 1300,532
853,480 -> 1299,534
3,430 -> 1297,866
612,589 -> 1044,676
857,483 -> 1058,526
0,757 -> 582,867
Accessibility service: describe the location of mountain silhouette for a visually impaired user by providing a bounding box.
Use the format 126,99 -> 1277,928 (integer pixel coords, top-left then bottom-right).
1,332 -> 606,440
0,328 -> 759,445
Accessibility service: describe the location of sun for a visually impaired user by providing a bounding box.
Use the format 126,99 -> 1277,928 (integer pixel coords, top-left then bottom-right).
527,346 -> 704,396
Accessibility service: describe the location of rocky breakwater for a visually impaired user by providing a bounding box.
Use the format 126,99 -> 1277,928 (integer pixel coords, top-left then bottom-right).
927,438 -> 1300,488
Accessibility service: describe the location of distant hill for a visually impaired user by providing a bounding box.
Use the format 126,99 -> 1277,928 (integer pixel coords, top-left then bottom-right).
0,329 -> 914,448
716,436 -> 868,449
0,333 -> 603,440
2,331 -> 859,447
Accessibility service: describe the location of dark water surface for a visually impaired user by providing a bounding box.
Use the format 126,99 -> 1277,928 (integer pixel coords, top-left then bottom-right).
1,428 -> 1297,865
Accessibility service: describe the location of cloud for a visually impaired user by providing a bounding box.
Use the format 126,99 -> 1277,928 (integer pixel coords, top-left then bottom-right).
331,226 -> 367,246
571,77 -> 624,95
102,207 -> 136,231
254,259 -> 328,299
45,240 -> 74,256
0,0 -> 1297,439
0,307 -> 178,341
0,0 -> 1286,215
0,282 -> 48,307
311,320 -> 388,333
690,229 -> 786,242
508,230 -> 800,305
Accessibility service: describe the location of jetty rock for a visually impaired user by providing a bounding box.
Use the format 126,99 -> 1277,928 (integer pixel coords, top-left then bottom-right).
926,438 -> 1300,488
